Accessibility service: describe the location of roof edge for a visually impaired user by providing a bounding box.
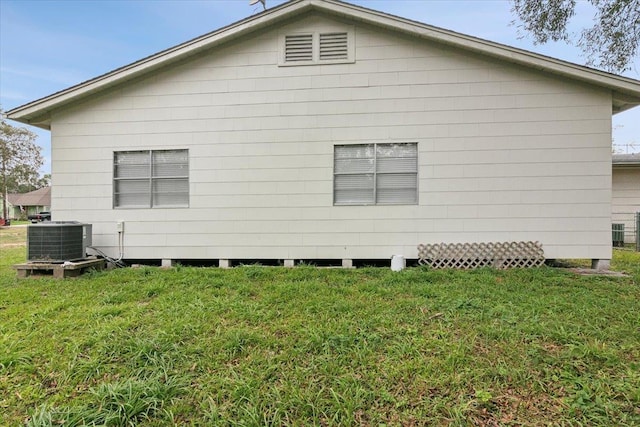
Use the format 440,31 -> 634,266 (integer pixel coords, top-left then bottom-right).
315,0 -> 640,111
6,0 -> 309,128
7,0 -> 640,127
613,153 -> 640,166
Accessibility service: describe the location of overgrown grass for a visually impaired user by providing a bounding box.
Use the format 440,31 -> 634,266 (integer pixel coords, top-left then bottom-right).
1,239 -> 639,426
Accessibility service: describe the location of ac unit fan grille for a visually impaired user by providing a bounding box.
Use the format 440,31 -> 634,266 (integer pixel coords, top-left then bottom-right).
27,223 -> 89,262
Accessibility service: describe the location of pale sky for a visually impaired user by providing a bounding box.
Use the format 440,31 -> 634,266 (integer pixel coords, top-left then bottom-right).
1,0 -> 639,175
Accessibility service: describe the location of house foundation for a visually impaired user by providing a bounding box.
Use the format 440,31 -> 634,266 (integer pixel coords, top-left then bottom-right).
591,259 -> 611,271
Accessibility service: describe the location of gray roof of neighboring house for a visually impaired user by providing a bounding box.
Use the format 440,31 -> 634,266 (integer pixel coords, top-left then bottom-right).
7,186 -> 51,207
6,0 -> 640,129
612,153 -> 640,166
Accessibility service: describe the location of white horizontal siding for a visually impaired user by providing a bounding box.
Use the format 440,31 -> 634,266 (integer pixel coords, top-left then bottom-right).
612,167 -> 640,243
51,13 -> 613,261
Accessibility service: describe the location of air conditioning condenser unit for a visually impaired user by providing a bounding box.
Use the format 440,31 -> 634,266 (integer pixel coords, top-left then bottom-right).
27,222 -> 92,262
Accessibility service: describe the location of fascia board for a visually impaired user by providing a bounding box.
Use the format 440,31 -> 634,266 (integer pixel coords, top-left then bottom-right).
7,0 -> 640,125
315,0 -> 640,98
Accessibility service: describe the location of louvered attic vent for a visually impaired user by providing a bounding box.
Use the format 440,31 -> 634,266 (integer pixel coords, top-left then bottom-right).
319,32 -> 348,60
285,34 -> 313,62
281,30 -> 353,65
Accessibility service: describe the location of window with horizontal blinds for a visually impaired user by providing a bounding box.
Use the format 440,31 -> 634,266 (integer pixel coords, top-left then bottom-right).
334,143 -> 417,205
375,143 -> 418,205
114,149 -> 189,208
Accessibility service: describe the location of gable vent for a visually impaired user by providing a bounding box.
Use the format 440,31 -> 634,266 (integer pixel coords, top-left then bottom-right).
285,34 -> 313,62
319,32 -> 348,60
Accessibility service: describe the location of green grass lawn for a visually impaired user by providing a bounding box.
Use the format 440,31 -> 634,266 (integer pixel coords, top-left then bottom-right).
1,237 -> 639,426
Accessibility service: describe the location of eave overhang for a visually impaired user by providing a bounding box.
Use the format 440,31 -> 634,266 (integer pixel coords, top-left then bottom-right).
613,154 -> 640,167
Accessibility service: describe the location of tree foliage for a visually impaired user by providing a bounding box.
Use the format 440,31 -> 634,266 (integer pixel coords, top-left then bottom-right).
511,0 -> 640,73
1,113 -> 43,219
3,169 -> 50,194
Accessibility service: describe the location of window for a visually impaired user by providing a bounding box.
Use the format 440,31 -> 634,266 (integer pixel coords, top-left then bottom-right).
334,143 -> 418,205
114,149 -> 189,208
281,29 -> 354,65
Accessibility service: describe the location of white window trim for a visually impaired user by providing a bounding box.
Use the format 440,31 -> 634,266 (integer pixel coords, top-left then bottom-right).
279,28 -> 355,66
113,149 -> 189,209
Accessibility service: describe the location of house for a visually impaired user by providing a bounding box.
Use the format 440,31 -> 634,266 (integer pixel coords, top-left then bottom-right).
0,198 -> 15,222
1,187 -> 51,220
6,0 -> 640,268
8,187 -> 51,220
612,154 -> 640,244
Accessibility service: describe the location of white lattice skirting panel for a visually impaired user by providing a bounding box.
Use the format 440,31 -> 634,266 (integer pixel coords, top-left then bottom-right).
417,241 -> 545,269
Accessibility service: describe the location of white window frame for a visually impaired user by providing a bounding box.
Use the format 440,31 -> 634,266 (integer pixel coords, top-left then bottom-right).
279,28 -> 355,66
113,149 -> 189,209
333,143 -> 418,206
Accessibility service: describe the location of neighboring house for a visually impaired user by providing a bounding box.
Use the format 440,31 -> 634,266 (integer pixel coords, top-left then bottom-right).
0,198 -> 15,221
6,0 -> 640,267
612,154 -> 640,244
6,187 -> 51,219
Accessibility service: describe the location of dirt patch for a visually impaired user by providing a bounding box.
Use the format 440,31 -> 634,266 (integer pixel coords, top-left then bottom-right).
567,268 -> 628,277
0,226 -> 27,246
0,243 -> 26,248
